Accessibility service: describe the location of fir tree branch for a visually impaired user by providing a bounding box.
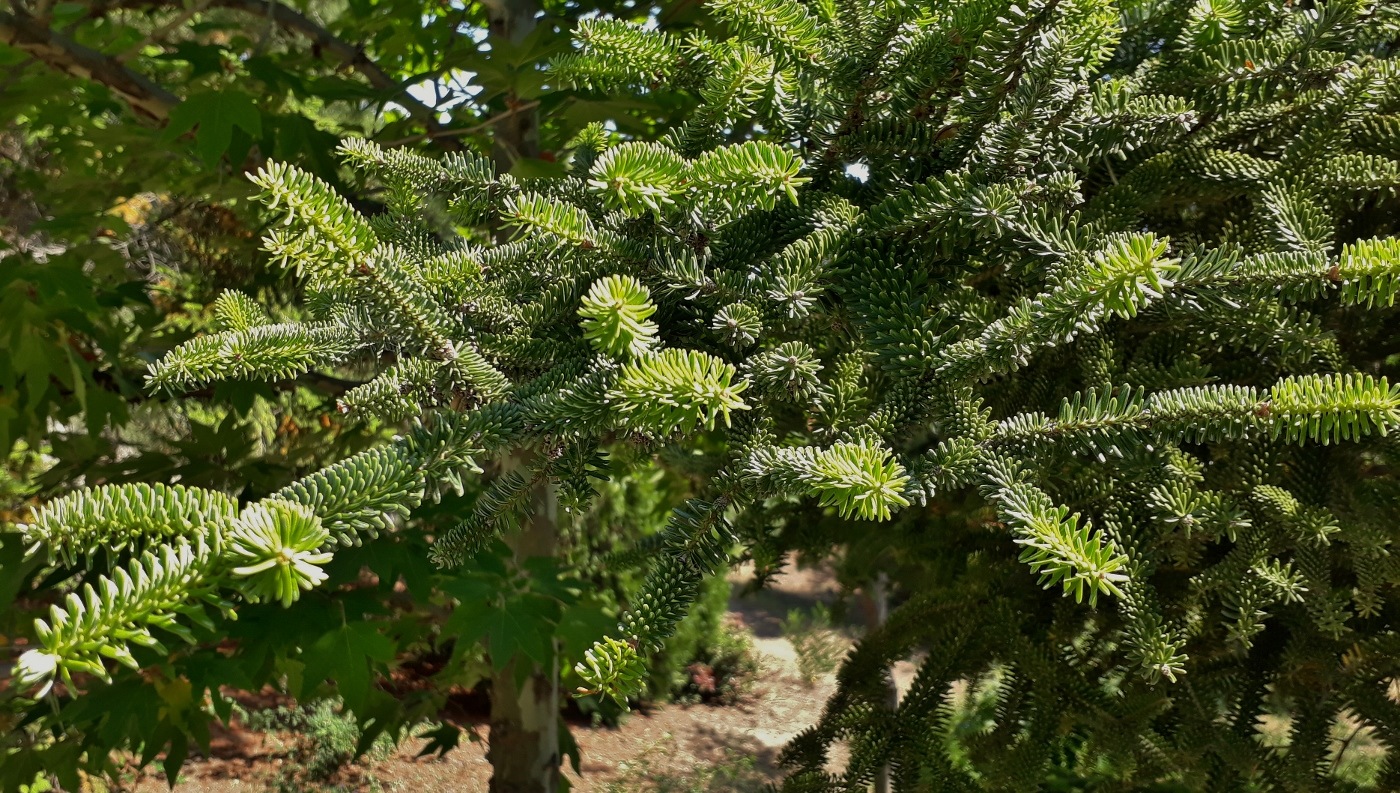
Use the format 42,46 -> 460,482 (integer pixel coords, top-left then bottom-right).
379,100 -> 541,149
15,541 -> 227,694
992,375 -> 1400,452
19,483 -> 239,567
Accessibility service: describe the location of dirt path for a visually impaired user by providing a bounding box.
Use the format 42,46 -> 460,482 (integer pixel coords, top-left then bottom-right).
133,564 -> 879,792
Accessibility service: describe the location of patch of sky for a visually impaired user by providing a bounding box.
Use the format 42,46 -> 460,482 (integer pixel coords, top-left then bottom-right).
386,20 -> 489,123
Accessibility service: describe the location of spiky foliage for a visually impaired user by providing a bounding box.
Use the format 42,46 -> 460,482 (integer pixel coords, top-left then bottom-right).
578,275 -> 660,359
18,484 -> 238,566
8,124 -> 833,703
225,501 -> 334,607
210,290 -> 272,332
15,0 -> 1400,787
554,0 -> 1400,789
750,440 -> 912,521
148,323 -> 359,390
274,445 -> 430,546
14,542 -> 227,695
8,430 -> 464,698
608,349 -> 750,436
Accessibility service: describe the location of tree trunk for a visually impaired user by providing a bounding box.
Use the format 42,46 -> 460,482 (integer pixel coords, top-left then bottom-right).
487,460 -> 561,793
483,2 -> 553,789
872,570 -> 899,793
483,0 -> 542,168
487,658 -> 560,793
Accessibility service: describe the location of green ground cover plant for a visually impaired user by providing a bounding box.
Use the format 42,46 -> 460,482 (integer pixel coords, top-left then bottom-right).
781,604 -> 847,687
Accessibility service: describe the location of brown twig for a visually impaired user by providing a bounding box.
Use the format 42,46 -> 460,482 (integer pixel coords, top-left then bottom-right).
0,8 -> 179,121
115,0 -> 212,62
109,0 -> 466,148
379,100 -> 542,148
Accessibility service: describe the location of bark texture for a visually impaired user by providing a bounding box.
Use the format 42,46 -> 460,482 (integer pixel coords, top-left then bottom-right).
487,459 -> 561,793
0,9 -> 178,121
872,571 -> 899,793
482,0 -> 542,167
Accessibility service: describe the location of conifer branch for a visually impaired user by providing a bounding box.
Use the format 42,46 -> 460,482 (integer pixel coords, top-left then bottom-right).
607,349 -> 750,437
983,457 -> 1129,606
20,483 -> 238,566
15,541 -> 226,694
578,275 -> 659,360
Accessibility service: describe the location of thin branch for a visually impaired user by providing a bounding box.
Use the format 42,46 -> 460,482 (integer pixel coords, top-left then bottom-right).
0,8 -> 179,121
112,0 -> 463,149
87,368 -> 368,404
378,100 -> 542,148
33,0 -> 58,24
11,0 -> 473,149
116,0 -> 212,63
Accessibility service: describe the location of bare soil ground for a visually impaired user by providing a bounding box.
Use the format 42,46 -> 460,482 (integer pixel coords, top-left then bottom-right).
131,563 -> 891,792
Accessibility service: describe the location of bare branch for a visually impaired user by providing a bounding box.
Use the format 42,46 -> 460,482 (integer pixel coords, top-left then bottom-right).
0,8 -> 179,121
112,0 -> 463,149
7,0 -> 471,150
116,0 -> 213,63
379,100 -> 542,149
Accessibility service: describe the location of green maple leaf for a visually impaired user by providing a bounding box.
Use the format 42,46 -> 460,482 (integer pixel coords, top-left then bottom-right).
489,593 -> 561,669
157,42 -> 226,77
165,90 -> 262,166
555,597 -> 617,658
301,621 -> 396,711
444,589 -> 561,671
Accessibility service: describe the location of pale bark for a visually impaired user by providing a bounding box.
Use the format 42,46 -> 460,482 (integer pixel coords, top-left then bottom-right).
487,459 -> 561,793
872,570 -> 899,793
484,2 -> 554,787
